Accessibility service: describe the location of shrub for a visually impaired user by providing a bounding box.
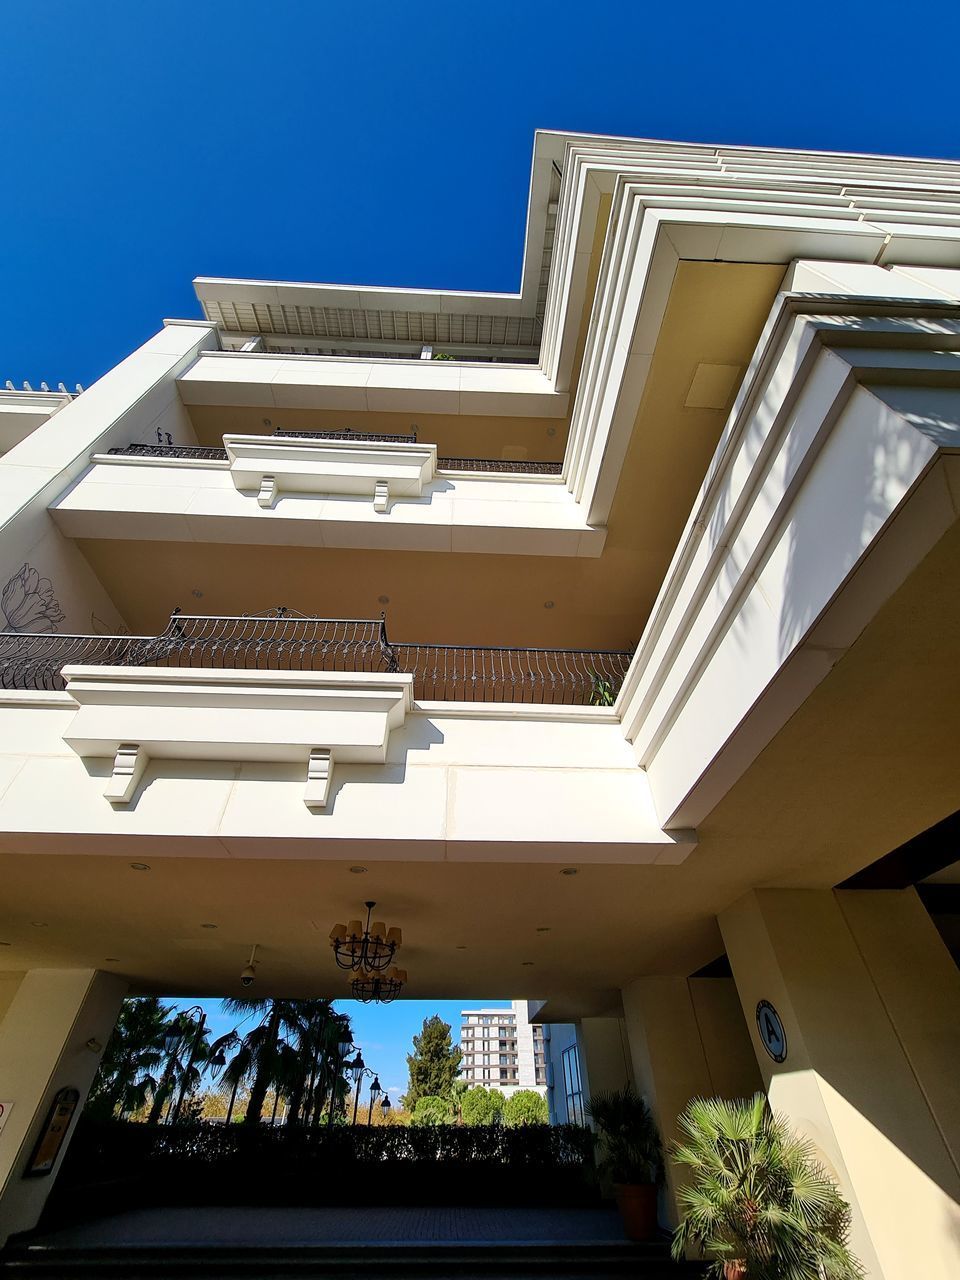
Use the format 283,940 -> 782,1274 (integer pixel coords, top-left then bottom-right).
410,1095 -> 451,1126
671,1094 -> 864,1279
460,1086 -> 506,1126
585,1085 -> 662,1184
503,1089 -> 549,1127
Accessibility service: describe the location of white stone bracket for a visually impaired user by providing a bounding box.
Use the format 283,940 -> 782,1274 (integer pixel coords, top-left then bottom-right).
373,480 -> 389,514
304,748 -> 333,810
60,666 -> 414,813
257,475 -> 277,509
104,743 -> 148,806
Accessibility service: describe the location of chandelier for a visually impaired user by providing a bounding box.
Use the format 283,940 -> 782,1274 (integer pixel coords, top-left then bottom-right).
351,966 -> 407,1005
330,901 -> 402,974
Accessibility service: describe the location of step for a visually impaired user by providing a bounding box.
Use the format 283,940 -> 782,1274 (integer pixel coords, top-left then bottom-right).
0,1240 -> 707,1279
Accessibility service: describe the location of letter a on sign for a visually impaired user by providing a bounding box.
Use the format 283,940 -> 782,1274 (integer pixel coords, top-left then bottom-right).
755,1000 -> 787,1063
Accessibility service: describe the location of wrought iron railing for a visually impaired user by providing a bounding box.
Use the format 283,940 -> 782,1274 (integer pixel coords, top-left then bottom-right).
105,441 -> 563,475
0,611 -> 631,705
437,457 -> 562,475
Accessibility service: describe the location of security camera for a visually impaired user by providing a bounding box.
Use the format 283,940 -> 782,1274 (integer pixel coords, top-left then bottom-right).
240,944 -> 259,988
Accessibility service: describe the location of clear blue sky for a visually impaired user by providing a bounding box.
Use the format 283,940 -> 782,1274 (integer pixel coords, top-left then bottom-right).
3,2 -> 959,389
170,997 -> 511,1107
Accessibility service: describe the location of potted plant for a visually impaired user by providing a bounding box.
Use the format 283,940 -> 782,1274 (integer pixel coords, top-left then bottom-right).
586,1086 -> 662,1241
671,1093 -> 864,1279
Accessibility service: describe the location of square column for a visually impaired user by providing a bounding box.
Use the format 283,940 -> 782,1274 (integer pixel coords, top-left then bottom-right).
0,969 -> 127,1246
621,976 -> 761,1227
720,889 -> 960,1280
578,1015 -> 634,1104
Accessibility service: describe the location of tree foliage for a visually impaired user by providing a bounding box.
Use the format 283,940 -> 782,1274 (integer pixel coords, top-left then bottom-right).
460,1086 -> 506,1126
586,1085 -> 662,1183
503,1089 -> 549,1127
410,1095 -> 451,1126
216,999 -> 349,1125
86,997 -> 172,1120
671,1093 -> 864,1280
403,1015 -> 462,1109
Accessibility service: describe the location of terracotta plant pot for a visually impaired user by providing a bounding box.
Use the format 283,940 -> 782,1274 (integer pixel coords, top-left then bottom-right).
723,1262 -> 747,1279
613,1182 -> 658,1241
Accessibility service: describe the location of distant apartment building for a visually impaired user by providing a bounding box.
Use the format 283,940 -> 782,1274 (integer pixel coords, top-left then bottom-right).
458,1000 -> 547,1098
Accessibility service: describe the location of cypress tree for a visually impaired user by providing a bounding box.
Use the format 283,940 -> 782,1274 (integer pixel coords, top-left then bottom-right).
403,1015 -> 462,1109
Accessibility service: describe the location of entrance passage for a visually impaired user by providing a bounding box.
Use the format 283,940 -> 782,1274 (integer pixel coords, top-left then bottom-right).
3,1206 -> 706,1278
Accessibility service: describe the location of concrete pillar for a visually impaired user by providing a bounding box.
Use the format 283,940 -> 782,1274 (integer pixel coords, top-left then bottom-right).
720,889 -> 960,1280
0,969 -> 127,1246
621,975 -> 761,1226
578,1015 -> 633,1105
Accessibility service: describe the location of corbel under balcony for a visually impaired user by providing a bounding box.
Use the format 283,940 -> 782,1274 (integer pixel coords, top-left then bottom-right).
223,433 -> 437,512
59,665 -> 413,809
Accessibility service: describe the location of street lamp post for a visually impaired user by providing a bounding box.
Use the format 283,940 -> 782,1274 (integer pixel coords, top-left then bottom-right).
208,1030 -> 242,1124
326,1025 -> 354,1127
380,1094 -> 392,1123
366,1075 -> 382,1125
167,1005 -> 207,1126
347,1052 -> 379,1125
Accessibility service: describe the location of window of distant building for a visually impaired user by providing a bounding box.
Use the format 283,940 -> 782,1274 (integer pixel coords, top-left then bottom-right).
561,1044 -> 584,1126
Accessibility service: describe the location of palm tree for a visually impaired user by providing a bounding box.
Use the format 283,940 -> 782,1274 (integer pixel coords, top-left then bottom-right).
285,1001 -> 340,1125
671,1094 -> 864,1280
219,998 -> 308,1124
86,997 -> 171,1120
146,1010 -> 212,1124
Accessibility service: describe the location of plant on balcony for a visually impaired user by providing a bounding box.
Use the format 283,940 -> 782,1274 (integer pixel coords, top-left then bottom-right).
671,1094 -> 864,1280
586,1086 -> 662,1241
589,671 -> 616,706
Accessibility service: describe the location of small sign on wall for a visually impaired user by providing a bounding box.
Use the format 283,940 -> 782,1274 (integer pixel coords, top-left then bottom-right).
24,1088 -> 79,1178
756,1000 -> 788,1063
0,1100 -> 13,1135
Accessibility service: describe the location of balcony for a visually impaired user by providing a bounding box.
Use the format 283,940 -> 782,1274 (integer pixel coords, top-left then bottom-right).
0,610 -> 631,706
52,429 -> 598,559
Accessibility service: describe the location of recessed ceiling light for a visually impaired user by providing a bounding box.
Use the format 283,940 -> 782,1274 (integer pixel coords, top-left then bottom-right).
31,921 -> 47,928
263,418 -> 272,428
104,957 -> 119,963
349,866 -> 368,874
543,600 -> 555,609
377,595 -> 390,605
191,588 -> 204,599
200,923 -> 218,930
547,426 -> 557,437
456,945 -> 467,950
535,927 -> 551,933
560,867 -> 578,876
521,961 -> 534,966
130,862 -> 151,872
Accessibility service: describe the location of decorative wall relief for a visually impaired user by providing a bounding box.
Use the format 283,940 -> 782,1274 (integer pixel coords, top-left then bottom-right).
1,563 -> 65,633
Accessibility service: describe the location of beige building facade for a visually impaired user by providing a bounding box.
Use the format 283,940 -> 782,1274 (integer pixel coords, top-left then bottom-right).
1,131 -> 960,1274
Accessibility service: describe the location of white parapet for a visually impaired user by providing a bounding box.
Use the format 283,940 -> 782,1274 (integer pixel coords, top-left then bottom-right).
60,665 -> 413,810
223,433 -> 437,512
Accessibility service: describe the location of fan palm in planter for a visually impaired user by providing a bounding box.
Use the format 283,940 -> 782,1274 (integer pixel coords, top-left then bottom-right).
586,1086 -> 663,1241
671,1093 -> 864,1279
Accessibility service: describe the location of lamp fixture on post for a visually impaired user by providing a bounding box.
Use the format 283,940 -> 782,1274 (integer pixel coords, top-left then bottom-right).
329,902 -> 402,974
166,1005 -> 207,1126
350,967 -> 406,1004
367,1074 -> 382,1125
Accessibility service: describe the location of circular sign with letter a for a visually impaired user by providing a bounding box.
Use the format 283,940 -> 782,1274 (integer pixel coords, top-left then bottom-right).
756,1000 -> 787,1063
